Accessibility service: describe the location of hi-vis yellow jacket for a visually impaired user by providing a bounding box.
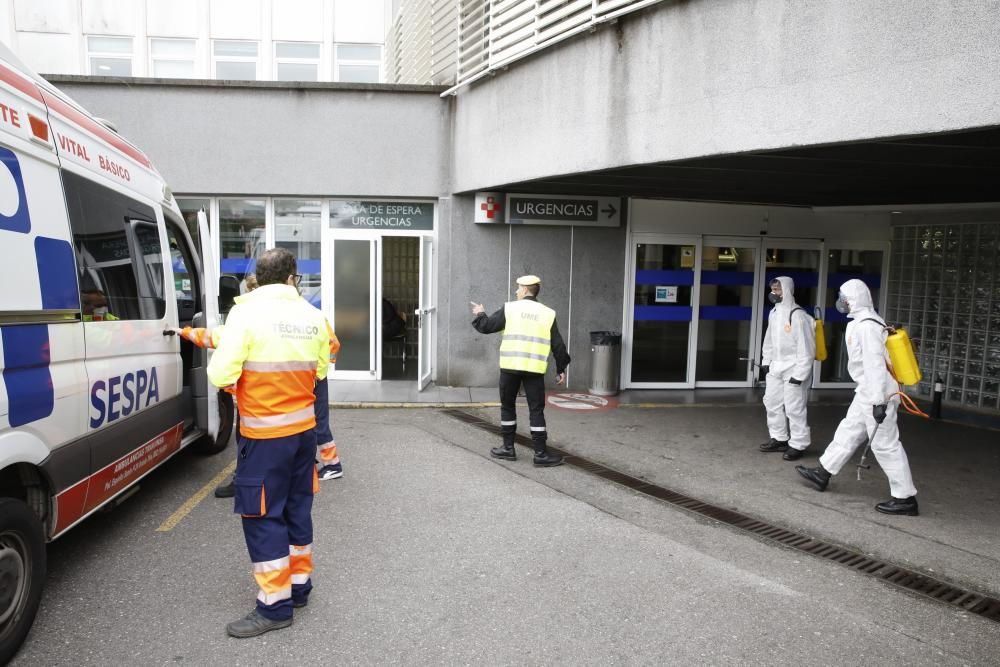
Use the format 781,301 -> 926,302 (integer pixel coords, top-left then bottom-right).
179,318 -> 340,369
499,300 -> 556,373
207,284 -> 330,438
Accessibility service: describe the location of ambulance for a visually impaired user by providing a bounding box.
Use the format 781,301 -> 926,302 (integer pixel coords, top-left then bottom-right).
0,43 -> 235,661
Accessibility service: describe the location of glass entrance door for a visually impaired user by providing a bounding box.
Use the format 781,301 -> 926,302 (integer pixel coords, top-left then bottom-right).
695,239 -> 760,385
624,237 -> 698,387
325,235 -> 377,379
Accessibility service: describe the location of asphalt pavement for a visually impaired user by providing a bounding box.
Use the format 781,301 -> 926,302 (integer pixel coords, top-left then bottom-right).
12,406 -> 1000,665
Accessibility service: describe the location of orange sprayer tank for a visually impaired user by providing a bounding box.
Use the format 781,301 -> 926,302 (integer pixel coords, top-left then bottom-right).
813,307 -> 827,362
887,328 -> 921,386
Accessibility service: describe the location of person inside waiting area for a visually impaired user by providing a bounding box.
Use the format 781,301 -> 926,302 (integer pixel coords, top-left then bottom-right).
382,297 -> 406,339
81,289 -> 118,321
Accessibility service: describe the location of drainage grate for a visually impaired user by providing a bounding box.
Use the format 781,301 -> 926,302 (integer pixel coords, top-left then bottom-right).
443,409 -> 1000,624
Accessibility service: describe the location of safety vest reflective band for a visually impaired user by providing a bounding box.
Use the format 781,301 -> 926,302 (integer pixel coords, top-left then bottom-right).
500,300 -> 555,374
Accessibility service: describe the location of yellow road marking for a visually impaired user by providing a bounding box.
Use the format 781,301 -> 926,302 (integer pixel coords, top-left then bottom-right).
156,460 -> 237,532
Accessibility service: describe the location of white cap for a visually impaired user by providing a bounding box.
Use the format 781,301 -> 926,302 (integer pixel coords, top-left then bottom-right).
516,274 -> 541,286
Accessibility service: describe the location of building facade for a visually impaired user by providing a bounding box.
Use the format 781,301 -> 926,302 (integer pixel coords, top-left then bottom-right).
1,0 -> 384,83
23,0 -> 1000,414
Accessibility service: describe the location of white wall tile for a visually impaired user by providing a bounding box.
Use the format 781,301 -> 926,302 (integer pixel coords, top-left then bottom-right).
14,0 -> 75,34
272,0 -> 323,41
82,0 -> 136,35
147,0 -> 200,37
210,0 -> 262,39
17,31 -> 80,73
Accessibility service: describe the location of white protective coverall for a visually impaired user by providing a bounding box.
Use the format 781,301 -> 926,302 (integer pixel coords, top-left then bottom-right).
761,276 -> 816,451
818,279 -> 917,499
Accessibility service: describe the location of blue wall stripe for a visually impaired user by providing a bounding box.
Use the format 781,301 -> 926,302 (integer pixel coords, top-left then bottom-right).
635,270 -> 694,286
2,325 -> 54,426
700,270 -> 755,286
221,258 -> 321,274
764,271 -> 819,288
634,305 -> 693,322
699,306 -> 753,321
35,237 -> 80,310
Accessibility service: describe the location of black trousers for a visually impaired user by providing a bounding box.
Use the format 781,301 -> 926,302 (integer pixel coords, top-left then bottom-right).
499,370 -> 547,451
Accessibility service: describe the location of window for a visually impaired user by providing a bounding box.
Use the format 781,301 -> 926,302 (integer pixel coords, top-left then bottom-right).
218,199 -> 266,293
176,198 -> 210,250
150,38 -> 196,78
335,43 -> 381,83
275,200 -> 322,307
63,170 -> 166,321
275,42 -> 320,82
213,40 -> 258,80
165,217 -> 202,325
87,36 -> 133,76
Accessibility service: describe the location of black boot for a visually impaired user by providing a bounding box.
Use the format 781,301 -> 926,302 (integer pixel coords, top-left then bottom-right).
214,477 -> 235,498
782,447 -> 805,461
759,438 -> 789,453
490,440 -> 516,461
226,609 -> 292,638
875,496 -> 919,516
796,464 -> 831,492
532,441 -> 564,467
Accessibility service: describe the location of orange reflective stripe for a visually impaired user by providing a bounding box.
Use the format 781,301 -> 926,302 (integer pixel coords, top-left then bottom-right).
260,485 -> 266,516
312,467 -> 319,494
289,543 -> 313,586
318,441 -> 338,463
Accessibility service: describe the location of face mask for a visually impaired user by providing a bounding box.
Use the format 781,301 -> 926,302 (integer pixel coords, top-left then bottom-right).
835,295 -> 850,314
767,293 -> 782,305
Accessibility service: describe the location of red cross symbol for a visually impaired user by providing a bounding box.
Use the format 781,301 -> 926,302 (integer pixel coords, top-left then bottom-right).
480,196 -> 502,219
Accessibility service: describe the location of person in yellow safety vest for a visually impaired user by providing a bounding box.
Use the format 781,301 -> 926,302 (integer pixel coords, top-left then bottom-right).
207,248 -> 330,638
170,276 -> 344,496
470,274 -> 570,467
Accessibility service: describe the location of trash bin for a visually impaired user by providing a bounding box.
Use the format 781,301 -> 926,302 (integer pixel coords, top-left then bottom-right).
589,331 -> 622,396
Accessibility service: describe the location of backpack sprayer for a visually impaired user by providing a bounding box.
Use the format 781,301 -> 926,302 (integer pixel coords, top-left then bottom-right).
856,319 -> 928,480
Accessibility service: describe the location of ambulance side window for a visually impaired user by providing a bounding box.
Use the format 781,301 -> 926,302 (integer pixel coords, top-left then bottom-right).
62,170 -> 167,321
164,218 -> 201,325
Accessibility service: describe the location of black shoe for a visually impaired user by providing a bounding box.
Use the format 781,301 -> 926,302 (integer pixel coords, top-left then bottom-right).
226,609 -> 292,638
214,479 -> 235,498
759,439 -> 789,453
533,451 -> 564,467
875,496 -> 919,516
796,464 -> 831,492
490,445 -> 516,461
782,448 -> 805,461
293,599 -> 308,609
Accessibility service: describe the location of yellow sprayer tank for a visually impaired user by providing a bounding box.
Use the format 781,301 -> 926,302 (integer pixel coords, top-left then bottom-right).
887,327 -> 921,386
813,307 -> 827,361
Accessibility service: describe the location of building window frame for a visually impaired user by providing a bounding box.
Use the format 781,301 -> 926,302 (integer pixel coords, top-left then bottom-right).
212,39 -> 260,80
149,37 -> 197,79
334,43 -> 382,83
274,41 -> 321,82
86,35 -> 134,76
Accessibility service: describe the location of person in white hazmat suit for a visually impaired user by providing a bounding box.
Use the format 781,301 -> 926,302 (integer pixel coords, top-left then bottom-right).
758,276 -> 816,461
796,279 -> 919,516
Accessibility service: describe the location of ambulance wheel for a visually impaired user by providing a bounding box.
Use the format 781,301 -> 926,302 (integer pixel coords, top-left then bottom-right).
0,497 -> 46,665
191,391 -> 235,456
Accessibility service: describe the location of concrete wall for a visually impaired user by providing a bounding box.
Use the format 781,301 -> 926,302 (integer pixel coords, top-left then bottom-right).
51,78 -> 451,198
451,0 -> 1000,192
438,195 -> 627,390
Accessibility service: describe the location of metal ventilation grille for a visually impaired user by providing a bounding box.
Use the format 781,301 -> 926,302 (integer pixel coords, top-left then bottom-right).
443,409 -> 1000,623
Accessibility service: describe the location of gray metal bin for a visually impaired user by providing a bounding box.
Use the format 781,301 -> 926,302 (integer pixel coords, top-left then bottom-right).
589,331 -> 622,396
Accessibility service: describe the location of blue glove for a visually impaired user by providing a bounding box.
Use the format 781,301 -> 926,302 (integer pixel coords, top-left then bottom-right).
873,404 -> 887,424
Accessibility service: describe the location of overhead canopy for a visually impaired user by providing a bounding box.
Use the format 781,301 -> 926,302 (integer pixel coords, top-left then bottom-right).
482,127 -> 1000,207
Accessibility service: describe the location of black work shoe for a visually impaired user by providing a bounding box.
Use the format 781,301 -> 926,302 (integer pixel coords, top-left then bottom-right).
533,451 -> 564,467
214,479 -> 235,498
796,464 -> 831,492
226,609 -> 292,638
490,445 -> 516,461
782,448 -> 805,461
759,439 -> 789,453
875,496 -> 919,516
292,599 -> 308,609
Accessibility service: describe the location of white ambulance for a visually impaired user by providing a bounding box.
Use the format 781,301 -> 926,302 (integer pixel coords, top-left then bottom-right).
0,44 -> 236,661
